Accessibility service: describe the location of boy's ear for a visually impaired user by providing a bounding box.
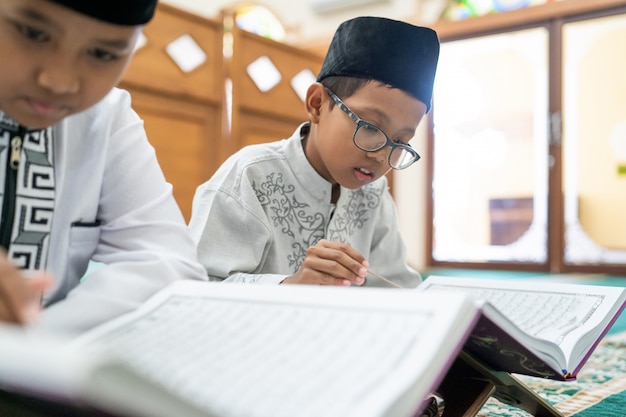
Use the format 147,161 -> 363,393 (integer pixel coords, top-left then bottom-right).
305,82 -> 324,123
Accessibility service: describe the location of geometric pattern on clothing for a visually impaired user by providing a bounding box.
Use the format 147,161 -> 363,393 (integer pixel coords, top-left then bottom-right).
2,126 -> 56,270
0,129 -> 11,214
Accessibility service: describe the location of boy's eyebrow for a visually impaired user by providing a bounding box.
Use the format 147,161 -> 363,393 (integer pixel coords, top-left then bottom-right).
15,6 -> 134,51
94,38 -> 134,51
361,106 -> 417,138
355,106 -> 390,125
16,6 -> 62,29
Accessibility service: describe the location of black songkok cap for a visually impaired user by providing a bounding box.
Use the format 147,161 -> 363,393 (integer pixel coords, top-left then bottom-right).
47,0 -> 157,25
317,17 -> 440,112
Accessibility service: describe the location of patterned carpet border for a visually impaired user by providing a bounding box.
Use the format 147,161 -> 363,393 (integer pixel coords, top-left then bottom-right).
556,374 -> 626,415
477,331 -> 626,416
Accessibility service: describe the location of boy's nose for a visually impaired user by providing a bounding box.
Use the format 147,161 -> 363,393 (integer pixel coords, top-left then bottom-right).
367,147 -> 388,164
37,66 -> 80,95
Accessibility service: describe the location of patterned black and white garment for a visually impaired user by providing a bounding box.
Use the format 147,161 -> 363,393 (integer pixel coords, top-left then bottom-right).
0,112 -> 55,271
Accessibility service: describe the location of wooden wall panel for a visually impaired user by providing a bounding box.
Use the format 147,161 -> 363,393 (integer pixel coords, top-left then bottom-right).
128,90 -> 218,221
119,4 -> 223,221
226,26 -> 323,158
123,4 -> 223,104
116,5 -> 327,219
234,112 -> 302,147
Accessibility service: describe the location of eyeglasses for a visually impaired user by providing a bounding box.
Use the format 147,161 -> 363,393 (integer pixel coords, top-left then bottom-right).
324,87 -> 420,170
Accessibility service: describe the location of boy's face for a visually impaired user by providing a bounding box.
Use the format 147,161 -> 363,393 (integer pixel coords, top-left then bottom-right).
306,82 -> 427,189
0,0 -> 142,129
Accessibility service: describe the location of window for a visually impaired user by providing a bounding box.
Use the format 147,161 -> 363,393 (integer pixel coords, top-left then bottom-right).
429,0 -> 626,274
233,3 -> 285,42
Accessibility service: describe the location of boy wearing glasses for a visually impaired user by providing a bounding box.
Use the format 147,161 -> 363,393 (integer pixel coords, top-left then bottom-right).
189,16 -> 439,288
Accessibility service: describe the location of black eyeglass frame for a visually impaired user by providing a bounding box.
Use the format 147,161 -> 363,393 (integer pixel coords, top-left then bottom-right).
324,87 -> 421,170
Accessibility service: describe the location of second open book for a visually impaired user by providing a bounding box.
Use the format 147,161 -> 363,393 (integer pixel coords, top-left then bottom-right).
418,275 -> 626,381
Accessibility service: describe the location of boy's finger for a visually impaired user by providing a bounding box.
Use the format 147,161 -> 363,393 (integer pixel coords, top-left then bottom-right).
26,273 -> 54,292
0,263 -> 50,324
318,240 -> 367,264
21,275 -> 53,323
0,273 -> 27,323
314,247 -> 367,279
304,255 -> 365,285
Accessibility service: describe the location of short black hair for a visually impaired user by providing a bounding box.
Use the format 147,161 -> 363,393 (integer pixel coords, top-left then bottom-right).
319,76 -> 372,109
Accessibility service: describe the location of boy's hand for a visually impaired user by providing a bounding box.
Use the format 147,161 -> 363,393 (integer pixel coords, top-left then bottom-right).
0,252 -> 52,324
282,239 -> 368,286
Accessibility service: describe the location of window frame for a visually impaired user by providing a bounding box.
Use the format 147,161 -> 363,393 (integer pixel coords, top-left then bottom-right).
427,0 -> 626,274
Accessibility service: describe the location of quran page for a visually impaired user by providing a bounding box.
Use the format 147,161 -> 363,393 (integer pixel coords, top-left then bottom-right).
0,281 -> 481,417
419,276 -> 626,379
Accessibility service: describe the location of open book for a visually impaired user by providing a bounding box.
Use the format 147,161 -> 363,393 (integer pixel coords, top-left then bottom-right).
0,281 -> 480,417
418,275 -> 626,381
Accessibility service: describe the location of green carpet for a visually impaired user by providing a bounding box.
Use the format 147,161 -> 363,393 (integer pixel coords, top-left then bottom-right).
573,390 -> 626,416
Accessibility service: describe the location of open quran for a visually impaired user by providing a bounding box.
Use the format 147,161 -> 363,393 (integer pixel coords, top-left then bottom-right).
419,275 -> 626,380
0,281 -> 479,417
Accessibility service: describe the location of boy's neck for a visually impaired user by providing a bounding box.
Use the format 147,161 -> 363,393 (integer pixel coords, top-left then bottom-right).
299,123 -> 340,204
331,184 -> 340,204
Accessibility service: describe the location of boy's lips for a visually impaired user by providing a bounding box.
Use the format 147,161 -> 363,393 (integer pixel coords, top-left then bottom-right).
354,167 -> 375,182
26,98 -> 67,117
